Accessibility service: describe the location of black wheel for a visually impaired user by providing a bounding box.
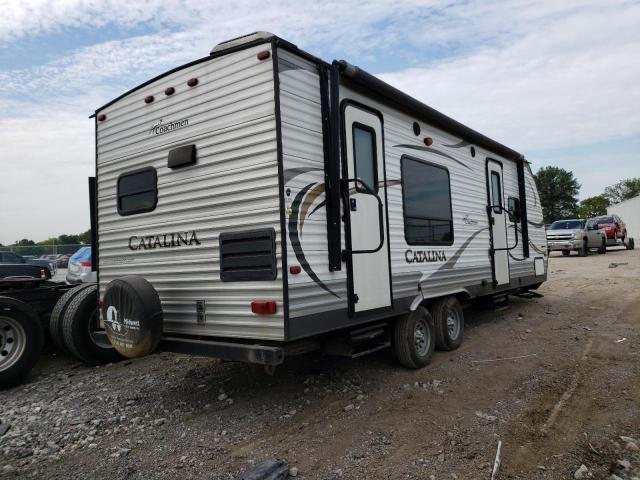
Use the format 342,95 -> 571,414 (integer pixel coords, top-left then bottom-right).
432,296 -> 464,351
562,250 -> 570,256
62,285 -> 122,364
49,284 -> 93,353
393,307 -> 435,369
0,298 -> 44,389
579,239 -> 588,257
629,238 -> 635,250
598,238 -> 606,254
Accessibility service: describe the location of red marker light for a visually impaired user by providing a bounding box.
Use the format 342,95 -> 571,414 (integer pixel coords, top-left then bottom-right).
289,265 -> 302,274
164,87 -> 175,95
251,301 -> 277,315
144,95 -> 154,104
187,78 -> 198,87
424,137 -> 433,146
257,50 -> 270,60
97,114 -> 106,122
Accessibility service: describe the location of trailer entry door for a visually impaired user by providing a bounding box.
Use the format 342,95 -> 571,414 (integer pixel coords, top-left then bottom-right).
343,103 -> 392,314
487,160 -> 510,286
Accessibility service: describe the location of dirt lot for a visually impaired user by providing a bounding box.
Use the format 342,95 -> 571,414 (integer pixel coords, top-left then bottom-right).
1,247 -> 639,479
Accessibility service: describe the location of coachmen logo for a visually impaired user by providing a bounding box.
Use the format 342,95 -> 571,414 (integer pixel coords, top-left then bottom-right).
129,230 -> 201,251
149,117 -> 189,136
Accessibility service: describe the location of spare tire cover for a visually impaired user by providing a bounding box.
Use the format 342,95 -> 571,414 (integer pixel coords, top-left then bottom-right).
102,276 -> 163,358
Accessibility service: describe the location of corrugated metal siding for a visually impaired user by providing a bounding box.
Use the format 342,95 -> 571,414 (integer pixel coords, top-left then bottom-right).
96,44 -> 285,340
278,50 -> 348,318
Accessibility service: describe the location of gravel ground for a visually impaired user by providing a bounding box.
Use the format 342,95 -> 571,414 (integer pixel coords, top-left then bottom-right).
1,247 -> 639,479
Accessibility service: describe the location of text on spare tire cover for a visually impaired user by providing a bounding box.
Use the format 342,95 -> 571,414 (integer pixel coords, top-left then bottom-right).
128,230 -> 201,251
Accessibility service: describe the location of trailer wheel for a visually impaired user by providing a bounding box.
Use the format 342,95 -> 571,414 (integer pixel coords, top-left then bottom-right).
62,284 -> 122,364
393,307 -> 435,369
431,296 -> 464,351
102,276 -> 163,359
0,298 -> 43,389
49,284 -> 93,353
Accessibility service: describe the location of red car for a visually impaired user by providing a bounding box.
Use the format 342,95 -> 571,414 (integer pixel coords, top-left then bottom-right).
594,214 -> 627,242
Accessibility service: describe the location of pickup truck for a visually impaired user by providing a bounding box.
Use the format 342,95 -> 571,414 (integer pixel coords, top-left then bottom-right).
546,219 -> 606,256
0,252 -> 56,277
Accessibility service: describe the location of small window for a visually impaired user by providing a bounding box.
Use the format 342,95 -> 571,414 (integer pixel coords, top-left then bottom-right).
507,197 -> 521,222
401,156 -> 453,245
352,124 -> 377,192
117,168 -> 157,216
490,172 -> 502,208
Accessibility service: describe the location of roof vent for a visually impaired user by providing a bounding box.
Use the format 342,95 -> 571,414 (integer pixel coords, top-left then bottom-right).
211,31 -> 275,55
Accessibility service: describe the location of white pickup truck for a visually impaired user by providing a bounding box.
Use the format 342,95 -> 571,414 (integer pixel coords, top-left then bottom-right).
546,219 -> 607,256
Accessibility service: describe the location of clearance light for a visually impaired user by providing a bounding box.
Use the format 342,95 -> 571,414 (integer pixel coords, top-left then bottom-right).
257,50 -> 270,60
289,265 -> 302,274
187,78 -> 198,87
251,301 -> 277,315
97,114 -> 106,122
424,137 -> 433,146
144,95 -> 154,104
164,87 -> 175,95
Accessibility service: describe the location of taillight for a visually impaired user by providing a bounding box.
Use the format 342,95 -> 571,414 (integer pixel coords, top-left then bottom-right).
79,261 -> 91,268
40,269 -> 46,279
251,301 -> 277,315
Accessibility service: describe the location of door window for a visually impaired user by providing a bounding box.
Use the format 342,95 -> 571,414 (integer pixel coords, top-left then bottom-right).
490,171 -> 502,210
352,124 -> 377,192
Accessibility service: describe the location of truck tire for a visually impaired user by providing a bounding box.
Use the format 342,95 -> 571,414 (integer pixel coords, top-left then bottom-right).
598,238 -> 607,254
62,285 -> 122,364
393,307 -> 435,369
579,239 -> 588,257
432,296 -> 464,351
0,297 -> 43,389
102,276 -> 163,359
49,284 -> 93,353
629,238 -> 635,250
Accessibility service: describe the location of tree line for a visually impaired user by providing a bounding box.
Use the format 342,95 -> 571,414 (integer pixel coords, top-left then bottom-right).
1,230 -> 91,255
533,169 -> 639,224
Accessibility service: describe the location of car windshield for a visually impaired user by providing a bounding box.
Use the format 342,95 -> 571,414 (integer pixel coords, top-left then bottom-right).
550,220 -> 583,230
596,216 -> 614,225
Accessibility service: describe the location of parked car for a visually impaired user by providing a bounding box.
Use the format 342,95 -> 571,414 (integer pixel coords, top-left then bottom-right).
56,254 -> 70,268
546,219 -> 606,256
0,252 -> 56,275
592,215 -> 627,245
66,247 -> 96,284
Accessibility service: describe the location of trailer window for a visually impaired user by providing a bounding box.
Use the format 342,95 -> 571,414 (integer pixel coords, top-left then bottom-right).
490,172 -> 502,208
117,168 -> 157,216
401,156 -> 453,245
352,124 -> 378,193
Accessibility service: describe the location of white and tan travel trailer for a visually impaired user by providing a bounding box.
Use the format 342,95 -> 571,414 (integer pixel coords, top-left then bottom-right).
92,32 -> 548,369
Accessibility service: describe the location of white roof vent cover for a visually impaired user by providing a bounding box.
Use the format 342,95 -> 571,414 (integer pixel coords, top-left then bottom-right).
211,32 -> 275,54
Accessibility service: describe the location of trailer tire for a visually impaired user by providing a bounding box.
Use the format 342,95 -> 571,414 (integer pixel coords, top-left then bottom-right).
62,285 -> 122,364
393,307 -> 435,369
102,276 -> 163,359
0,297 -> 43,389
432,296 -> 464,351
49,284 -> 93,353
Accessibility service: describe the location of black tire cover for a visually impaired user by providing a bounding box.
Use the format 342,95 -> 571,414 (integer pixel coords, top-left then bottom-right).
102,276 -> 163,358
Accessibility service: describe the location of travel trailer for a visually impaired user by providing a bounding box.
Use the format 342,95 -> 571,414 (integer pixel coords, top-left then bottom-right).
91,32 -> 548,370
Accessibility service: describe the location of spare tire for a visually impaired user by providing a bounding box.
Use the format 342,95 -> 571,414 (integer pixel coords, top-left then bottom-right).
49,283 -> 93,353
102,276 -> 163,358
62,284 -> 122,365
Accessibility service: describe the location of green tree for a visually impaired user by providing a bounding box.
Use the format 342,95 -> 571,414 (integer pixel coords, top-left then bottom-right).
534,166 -> 580,224
604,178 -> 640,204
15,239 -> 36,246
578,194 -> 609,219
78,229 -> 92,244
57,234 -> 80,245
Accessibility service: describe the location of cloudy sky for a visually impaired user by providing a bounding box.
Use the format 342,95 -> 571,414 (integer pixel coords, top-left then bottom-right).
1,0 -> 639,244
